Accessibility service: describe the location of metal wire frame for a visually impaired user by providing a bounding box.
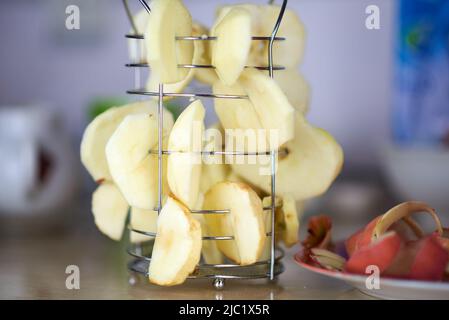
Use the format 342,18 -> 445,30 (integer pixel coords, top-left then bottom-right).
123,0 -> 289,286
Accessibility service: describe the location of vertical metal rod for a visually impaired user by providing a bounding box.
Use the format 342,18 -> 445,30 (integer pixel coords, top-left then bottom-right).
139,0 -> 152,13
130,31 -> 142,248
269,150 -> 277,280
268,0 -> 287,280
122,0 -> 138,34
268,0 -> 288,78
157,84 -> 164,214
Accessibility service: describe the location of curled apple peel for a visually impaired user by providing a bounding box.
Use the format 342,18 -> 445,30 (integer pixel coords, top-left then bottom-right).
301,201 -> 449,281
373,201 -> 443,240
346,201 -> 443,256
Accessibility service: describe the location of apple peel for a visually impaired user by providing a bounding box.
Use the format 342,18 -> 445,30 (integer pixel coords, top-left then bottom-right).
345,231 -> 402,275
302,215 -> 333,251
373,201 -> 443,240
310,248 -> 346,271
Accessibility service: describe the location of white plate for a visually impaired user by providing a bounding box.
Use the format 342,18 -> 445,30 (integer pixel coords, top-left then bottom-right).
294,253 -> 449,300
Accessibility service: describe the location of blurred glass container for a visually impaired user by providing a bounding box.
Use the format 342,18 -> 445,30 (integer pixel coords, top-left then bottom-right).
393,0 -> 449,146
386,0 -> 449,223
0,106 -> 80,235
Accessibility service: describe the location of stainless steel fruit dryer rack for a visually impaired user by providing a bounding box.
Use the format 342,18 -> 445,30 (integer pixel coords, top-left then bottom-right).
123,0 -> 289,289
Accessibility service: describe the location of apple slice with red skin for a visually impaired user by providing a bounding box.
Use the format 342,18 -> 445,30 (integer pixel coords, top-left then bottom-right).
436,228 -> 449,252
302,215 -> 333,250
345,217 -> 381,257
345,231 -> 402,275
345,217 -> 423,257
345,228 -> 363,257
409,235 -> 449,281
384,234 -> 449,281
345,202 -> 442,257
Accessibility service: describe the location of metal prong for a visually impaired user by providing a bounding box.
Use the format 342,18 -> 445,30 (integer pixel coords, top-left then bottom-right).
138,0 -> 151,13
268,0 -> 288,78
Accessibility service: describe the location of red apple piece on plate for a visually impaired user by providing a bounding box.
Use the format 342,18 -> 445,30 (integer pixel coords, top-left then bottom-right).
345,231 -> 402,275
384,234 -> 449,281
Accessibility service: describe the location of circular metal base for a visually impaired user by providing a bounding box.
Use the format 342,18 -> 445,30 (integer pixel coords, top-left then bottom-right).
127,241 -> 285,288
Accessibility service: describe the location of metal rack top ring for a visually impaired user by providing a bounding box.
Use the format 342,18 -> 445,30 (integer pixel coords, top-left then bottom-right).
125,62 -> 286,71
126,34 -> 286,41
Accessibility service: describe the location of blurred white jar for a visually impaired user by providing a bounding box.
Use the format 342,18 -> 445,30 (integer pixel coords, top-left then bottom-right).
0,106 -> 79,218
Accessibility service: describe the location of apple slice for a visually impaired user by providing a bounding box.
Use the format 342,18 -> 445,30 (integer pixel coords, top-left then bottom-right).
274,69 -> 310,114
81,100 -> 159,183
145,0 -> 193,84
345,231 -> 402,275
201,123 -> 229,194
200,156 -> 229,195
302,215 -> 333,250
345,217 -> 381,257
239,69 -> 295,149
383,234 -> 449,281
409,235 -> 449,281
216,4 -> 306,68
192,193 -> 223,265
167,100 -> 205,209
203,181 -> 265,265
192,22 -> 219,85
232,111 -> 344,201
211,7 -> 252,86
262,195 -> 302,249
212,81 -> 269,153
437,228 -> 449,253
255,5 -> 306,68
145,22 -> 209,99
92,182 -> 129,241
213,69 -> 297,151
193,213 -> 224,265
145,70 -> 194,100
280,195 -> 302,247
128,8 -> 150,63
260,196 -> 282,261
105,111 -> 174,210
148,196 -> 201,286
130,206 -> 158,244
